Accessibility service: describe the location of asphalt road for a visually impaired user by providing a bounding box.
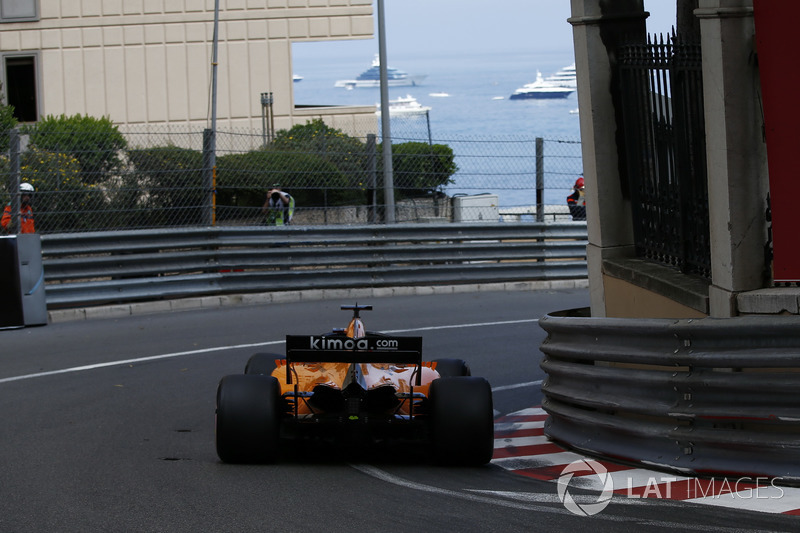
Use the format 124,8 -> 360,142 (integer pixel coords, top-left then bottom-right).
0,289 -> 794,532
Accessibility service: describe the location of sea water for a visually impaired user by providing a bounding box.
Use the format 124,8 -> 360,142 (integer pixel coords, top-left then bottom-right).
292,50 -> 582,208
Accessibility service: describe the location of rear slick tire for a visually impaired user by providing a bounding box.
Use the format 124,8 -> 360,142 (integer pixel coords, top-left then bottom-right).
432,358 -> 471,377
429,377 -> 494,466
216,374 -> 282,464
244,352 -> 284,375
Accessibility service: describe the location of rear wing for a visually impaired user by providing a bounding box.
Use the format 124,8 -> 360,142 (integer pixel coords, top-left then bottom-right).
285,334 -> 423,385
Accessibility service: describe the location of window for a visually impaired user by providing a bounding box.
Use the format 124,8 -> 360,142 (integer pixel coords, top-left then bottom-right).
3,54 -> 38,122
0,0 -> 39,22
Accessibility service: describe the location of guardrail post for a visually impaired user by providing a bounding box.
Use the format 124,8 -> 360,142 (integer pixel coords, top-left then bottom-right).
536,137 -> 544,222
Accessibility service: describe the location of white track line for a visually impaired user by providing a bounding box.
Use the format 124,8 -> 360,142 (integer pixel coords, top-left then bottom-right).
0,319 -> 540,385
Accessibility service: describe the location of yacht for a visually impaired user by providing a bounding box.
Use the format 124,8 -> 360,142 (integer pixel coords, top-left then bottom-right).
375,94 -> 431,116
335,55 -> 427,88
546,63 -> 577,88
509,64 -> 577,100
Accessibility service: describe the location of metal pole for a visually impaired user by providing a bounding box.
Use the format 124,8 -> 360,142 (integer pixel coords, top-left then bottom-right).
268,92 -> 275,142
207,0 -> 220,226
260,92 -> 274,146
202,129 -> 214,226
366,133 -> 377,224
210,0 -> 219,139
377,0 -> 395,223
261,92 -> 267,148
536,137 -> 544,222
425,110 -> 432,146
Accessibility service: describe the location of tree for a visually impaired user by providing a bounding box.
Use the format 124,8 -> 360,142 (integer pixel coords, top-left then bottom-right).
216,149 -> 358,218
383,141 -> 457,200
0,83 -> 18,152
23,114 -> 127,184
126,145 -> 206,227
271,118 -> 368,178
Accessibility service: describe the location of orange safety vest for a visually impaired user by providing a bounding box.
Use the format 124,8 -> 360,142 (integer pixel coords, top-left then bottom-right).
1,205 -> 35,233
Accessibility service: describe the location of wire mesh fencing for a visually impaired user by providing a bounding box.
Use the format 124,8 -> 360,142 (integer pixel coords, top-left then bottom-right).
1,118 -> 584,234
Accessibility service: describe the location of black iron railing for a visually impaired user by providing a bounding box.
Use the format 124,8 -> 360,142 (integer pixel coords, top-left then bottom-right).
619,33 -> 710,279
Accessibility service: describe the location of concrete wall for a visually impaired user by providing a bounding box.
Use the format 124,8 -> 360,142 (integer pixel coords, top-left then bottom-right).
568,0 -> 646,317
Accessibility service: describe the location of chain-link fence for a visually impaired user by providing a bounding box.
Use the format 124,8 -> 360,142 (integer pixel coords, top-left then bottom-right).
1,117 -> 583,234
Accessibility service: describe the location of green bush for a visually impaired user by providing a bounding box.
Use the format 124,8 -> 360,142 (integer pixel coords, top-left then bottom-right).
1,112 -> 459,230
126,145 -> 206,227
384,141 -> 457,200
0,148 -> 101,233
0,102 -> 18,153
216,149 -> 360,217
23,114 -> 127,184
272,119 -> 369,177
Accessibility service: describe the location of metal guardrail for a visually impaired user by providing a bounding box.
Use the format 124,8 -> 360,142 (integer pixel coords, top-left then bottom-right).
40,222 -> 588,309
539,308 -> 800,484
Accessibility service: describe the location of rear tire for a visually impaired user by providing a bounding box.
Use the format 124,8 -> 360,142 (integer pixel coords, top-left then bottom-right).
429,377 -> 494,465
432,358 -> 471,377
216,374 -> 282,463
244,352 -> 284,375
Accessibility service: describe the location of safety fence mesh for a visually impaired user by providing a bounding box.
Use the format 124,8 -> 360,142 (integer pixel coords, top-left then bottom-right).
1,117 -> 583,234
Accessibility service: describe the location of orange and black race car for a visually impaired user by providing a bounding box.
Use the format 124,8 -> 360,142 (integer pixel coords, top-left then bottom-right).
215,304 -> 494,465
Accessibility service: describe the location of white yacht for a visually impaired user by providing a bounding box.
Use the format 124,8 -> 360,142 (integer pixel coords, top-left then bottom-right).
509,64 -> 577,100
376,94 -> 431,116
335,55 -> 427,88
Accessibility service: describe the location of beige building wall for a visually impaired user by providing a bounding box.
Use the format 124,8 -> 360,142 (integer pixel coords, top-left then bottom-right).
602,276 -> 707,319
0,0 -> 377,135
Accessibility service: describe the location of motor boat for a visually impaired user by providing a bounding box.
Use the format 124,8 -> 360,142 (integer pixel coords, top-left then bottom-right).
375,94 -> 431,117
335,55 -> 427,88
509,64 -> 577,100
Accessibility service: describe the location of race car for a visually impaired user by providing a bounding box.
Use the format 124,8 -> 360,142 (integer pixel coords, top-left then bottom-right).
215,304 -> 494,465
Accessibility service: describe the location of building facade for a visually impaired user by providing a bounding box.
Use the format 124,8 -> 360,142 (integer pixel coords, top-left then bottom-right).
0,0 -> 377,135
569,0 -> 792,318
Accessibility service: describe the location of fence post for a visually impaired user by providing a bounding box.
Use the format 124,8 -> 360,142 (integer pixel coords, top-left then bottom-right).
202,128 -> 215,226
536,137 -> 544,222
8,129 -> 21,234
366,134 -> 377,224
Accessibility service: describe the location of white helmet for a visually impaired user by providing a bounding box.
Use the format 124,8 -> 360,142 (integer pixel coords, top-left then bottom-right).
20,182 -> 34,193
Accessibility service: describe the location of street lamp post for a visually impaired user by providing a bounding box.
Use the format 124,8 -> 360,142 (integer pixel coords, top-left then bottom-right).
205,0 -> 220,226
377,0 -> 395,223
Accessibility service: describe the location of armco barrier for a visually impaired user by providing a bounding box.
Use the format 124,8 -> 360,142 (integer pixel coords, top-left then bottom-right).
40,222 -> 588,309
539,308 -> 800,484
